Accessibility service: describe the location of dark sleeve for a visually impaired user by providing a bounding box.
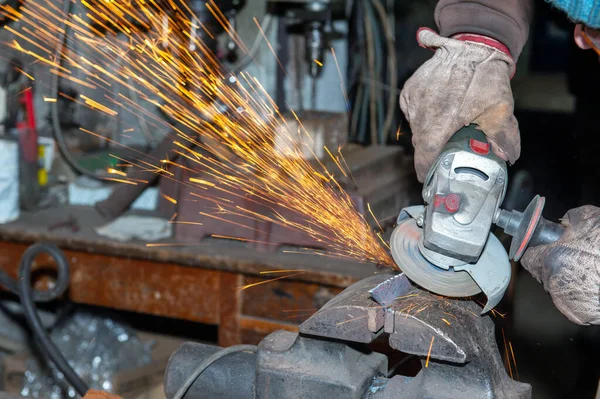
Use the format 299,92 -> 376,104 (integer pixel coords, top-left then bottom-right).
435,0 -> 534,61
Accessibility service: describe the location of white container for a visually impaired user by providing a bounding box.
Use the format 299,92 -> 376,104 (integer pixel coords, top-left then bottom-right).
0,139 -> 19,224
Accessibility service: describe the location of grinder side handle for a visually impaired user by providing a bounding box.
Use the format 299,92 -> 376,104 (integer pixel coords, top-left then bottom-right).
495,195 -> 566,261
529,217 -> 565,247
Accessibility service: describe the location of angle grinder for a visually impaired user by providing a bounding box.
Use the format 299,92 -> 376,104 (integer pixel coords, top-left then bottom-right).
378,125 -> 566,314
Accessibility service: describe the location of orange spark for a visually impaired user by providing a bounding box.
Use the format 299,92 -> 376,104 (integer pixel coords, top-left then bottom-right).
501,328 -> 513,378
169,221 -> 205,226
368,203 -> 384,232
161,193 -> 178,204
336,314 -> 368,326
331,47 -> 351,117
238,272 -> 304,291
102,177 -> 137,185
376,232 -> 390,250
211,234 -> 247,241
260,269 -> 306,274
189,178 -> 215,186
509,342 -> 519,381
107,168 -> 127,177
5,0 -> 395,269
145,243 -> 204,247
426,336 -> 435,368
397,293 -> 419,300
415,305 -> 430,314
80,94 -> 118,116
253,16 -> 286,75
14,67 -> 35,81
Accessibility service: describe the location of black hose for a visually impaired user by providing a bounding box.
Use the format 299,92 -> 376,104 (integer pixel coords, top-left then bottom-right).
0,242 -> 89,396
50,0 -> 108,180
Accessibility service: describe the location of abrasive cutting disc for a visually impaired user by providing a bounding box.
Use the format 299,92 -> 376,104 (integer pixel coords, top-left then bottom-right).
390,206 -> 512,312
390,218 -> 481,297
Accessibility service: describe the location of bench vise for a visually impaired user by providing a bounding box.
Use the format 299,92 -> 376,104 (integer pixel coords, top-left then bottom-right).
164,273 -> 532,399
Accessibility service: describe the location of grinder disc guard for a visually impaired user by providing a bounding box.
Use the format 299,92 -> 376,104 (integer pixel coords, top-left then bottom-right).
390,206 -> 511,314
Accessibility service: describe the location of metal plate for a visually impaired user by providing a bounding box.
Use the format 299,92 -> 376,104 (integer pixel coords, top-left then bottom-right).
368,273 -> 412,308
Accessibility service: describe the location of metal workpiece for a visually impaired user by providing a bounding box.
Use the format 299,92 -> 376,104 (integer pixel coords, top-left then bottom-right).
369,273 -> 413,308
495,195 -> 565,261
164,342 -> 256,399
299,273 -> 391,342
256,330 -> 388,399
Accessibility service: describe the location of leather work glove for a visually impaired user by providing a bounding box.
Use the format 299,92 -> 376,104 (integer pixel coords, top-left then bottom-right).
400,28 -> 520,182
521,206 -> 600,325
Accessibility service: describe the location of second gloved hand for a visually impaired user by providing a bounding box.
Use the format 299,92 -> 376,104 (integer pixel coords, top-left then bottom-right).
522,206 -> 600,325
400,29 -> 520,182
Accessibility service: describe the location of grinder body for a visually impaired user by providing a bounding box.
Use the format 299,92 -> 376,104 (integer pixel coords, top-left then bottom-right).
388,124 -> 566,314
389,125 -> 513,313
420,125 -> 508,268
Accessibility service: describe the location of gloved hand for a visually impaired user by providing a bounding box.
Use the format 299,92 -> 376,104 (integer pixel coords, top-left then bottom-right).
400,28 -> 520,182
522,206 -> 600,325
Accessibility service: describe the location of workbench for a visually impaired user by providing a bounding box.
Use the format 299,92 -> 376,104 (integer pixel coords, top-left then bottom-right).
0,205 -> 380,346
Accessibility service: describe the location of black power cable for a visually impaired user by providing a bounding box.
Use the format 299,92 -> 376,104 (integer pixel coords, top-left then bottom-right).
0,242 -> 89,396
50,0 -> 109,180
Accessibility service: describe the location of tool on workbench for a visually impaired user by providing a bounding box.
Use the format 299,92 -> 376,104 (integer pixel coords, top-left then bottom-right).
14,85 -> 43,210
1,60 -> 43,212
384,124 -> 566,314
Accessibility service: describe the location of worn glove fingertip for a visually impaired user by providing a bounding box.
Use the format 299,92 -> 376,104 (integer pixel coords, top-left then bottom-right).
486,136 -> 520,165
490,143 -> 509,162
506,140 -> 521,165
416,27 -> 444,49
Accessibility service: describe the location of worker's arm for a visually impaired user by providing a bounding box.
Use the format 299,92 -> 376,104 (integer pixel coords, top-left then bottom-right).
435,0 -> 534,61
399,0 -> 534,182
521,206 -> 600,325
